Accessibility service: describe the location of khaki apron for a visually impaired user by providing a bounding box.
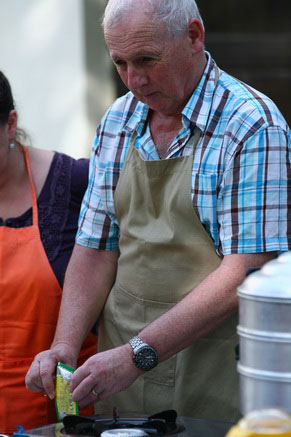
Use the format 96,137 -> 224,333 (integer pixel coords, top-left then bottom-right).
97,78 -> 239,421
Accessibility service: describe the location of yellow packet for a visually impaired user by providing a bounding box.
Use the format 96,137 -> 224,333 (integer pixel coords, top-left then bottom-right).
55,362 -> 79,421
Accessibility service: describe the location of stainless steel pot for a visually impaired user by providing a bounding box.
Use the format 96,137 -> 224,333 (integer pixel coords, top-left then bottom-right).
237,252 -> 291,414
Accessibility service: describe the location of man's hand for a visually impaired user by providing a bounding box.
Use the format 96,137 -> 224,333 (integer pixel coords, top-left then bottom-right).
25,246 -> 119,402
25,343 -> 77,399
70,344 -> 142,408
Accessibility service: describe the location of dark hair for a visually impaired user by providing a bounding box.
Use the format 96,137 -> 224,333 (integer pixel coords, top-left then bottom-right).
0,71 -> 15,125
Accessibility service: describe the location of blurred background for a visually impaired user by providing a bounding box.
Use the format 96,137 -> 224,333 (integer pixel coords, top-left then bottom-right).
0,0 -> 290,158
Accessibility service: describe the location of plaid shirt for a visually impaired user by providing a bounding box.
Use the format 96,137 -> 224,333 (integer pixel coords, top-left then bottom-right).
77,53 -> 291,255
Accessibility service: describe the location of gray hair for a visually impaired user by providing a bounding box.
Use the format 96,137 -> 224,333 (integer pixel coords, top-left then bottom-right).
102,0 -> 204,38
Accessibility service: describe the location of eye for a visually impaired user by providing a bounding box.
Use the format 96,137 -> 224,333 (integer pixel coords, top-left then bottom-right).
139,57 -> 154,64
113,57 -> 124,65
114,59 -> 127,70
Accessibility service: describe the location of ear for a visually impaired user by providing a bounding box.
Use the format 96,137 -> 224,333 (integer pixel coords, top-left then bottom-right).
7,110 -> 17,140
188,18 -> 205,55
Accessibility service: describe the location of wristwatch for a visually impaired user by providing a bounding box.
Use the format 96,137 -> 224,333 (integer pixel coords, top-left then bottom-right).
129,336 -> 158,371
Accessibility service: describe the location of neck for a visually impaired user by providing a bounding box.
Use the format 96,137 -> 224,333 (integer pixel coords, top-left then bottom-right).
149,111 -> 183,159
0,143 -> 26,191
184,51 -> 207,108
195,51 -> 208,82
150,110 -> 182,125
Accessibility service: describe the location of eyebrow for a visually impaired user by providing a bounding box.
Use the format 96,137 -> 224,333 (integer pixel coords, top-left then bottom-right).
111,56 -> 123,63
111,52 -> 159,62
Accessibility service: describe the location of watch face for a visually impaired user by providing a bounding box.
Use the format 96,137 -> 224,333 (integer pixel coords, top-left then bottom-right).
134,346 -> 158,371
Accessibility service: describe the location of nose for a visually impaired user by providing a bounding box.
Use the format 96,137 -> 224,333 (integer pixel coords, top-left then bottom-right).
126,65 -> 148,91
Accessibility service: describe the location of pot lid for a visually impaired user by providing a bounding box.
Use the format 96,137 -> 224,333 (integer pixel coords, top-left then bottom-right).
238,252 -> 291,301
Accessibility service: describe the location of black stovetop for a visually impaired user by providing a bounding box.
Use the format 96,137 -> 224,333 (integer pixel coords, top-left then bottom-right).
26,410 -> 233,437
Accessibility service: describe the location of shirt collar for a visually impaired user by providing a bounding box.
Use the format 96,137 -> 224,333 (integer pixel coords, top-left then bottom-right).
182,52 -> 218,133
123,51 -> 218,135
123,96 -> 149,134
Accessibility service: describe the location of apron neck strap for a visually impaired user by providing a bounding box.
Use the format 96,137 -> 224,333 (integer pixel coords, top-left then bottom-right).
22,146 -> 38,227
130,130 -> 137,150
189,127 -> 201,155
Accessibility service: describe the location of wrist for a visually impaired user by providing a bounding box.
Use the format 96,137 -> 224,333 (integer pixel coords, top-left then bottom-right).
50,341 -> 79,368
113,344 -> 144,379
128,336 -> 158,371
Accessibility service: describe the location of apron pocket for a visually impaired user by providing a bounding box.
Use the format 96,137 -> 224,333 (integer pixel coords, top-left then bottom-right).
143,354 -> 176,386
101,283 -> 177,387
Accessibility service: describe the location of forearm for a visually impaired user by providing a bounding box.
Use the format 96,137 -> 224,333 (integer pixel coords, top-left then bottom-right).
138,252 -> 276,362
52,244 -> 119,356
68,252 -> 276,407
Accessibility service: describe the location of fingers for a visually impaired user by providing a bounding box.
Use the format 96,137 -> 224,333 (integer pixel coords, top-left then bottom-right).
70,354 -> 112,407
38,359 -> 57,399
25,357 -> 43,392
26,344 -> 78,399
70,364 -> 98,407
77,385 -> 104,409
70,361 -> 90,392
70,346 -> 141,408
25,351 -> 58,399
91,388 -> 100,398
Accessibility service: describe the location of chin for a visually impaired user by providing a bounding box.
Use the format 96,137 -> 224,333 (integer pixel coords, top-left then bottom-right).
150,103 -> 177,116
136,92 -> 160,106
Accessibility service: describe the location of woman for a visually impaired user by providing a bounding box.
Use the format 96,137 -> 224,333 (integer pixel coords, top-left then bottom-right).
0,71 -> 97,434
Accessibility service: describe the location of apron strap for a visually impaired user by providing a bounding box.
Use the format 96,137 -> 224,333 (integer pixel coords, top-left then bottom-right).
129,130 -> 138,153
22,146 -> 39,227
189,127 -> 201,156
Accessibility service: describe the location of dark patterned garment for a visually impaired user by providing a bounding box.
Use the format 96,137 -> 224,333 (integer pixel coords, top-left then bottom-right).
0,152 -> 89,288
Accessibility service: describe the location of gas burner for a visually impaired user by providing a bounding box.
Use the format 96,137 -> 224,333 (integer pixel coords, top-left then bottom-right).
62,409 -> 184,436
26,410 -> 234,437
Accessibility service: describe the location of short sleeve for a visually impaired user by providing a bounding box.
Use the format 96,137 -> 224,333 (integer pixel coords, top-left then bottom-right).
76,134 -> 120,250
218,126 -> 291,254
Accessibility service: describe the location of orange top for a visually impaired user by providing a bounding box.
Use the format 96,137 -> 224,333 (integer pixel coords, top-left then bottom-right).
0,147 -> 96,434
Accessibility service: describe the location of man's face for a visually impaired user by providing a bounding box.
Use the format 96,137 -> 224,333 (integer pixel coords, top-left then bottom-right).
105,11 -> 198,116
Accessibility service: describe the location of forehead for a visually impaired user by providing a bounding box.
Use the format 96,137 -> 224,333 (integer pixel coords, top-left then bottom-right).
104,10 -> 167,59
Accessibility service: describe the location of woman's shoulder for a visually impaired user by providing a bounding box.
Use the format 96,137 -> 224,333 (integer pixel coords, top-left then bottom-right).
30,147 -> 89,202
27,147 -> 55,198
52,151 -> 89,199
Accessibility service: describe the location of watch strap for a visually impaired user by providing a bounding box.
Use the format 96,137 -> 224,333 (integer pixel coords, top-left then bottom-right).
129,336 -> 147,352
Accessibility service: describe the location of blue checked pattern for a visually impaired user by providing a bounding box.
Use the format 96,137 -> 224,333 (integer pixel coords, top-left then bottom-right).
77,53 -> 291,255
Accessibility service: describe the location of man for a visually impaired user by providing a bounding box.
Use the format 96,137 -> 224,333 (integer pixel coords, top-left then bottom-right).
25,0 -> 291,421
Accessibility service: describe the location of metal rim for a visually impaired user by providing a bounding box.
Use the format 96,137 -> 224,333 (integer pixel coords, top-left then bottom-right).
237,325 -> 291,342
238,363 -> 291,382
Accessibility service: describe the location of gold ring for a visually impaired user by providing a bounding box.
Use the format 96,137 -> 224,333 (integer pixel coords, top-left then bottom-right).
91,389 -> 99,397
